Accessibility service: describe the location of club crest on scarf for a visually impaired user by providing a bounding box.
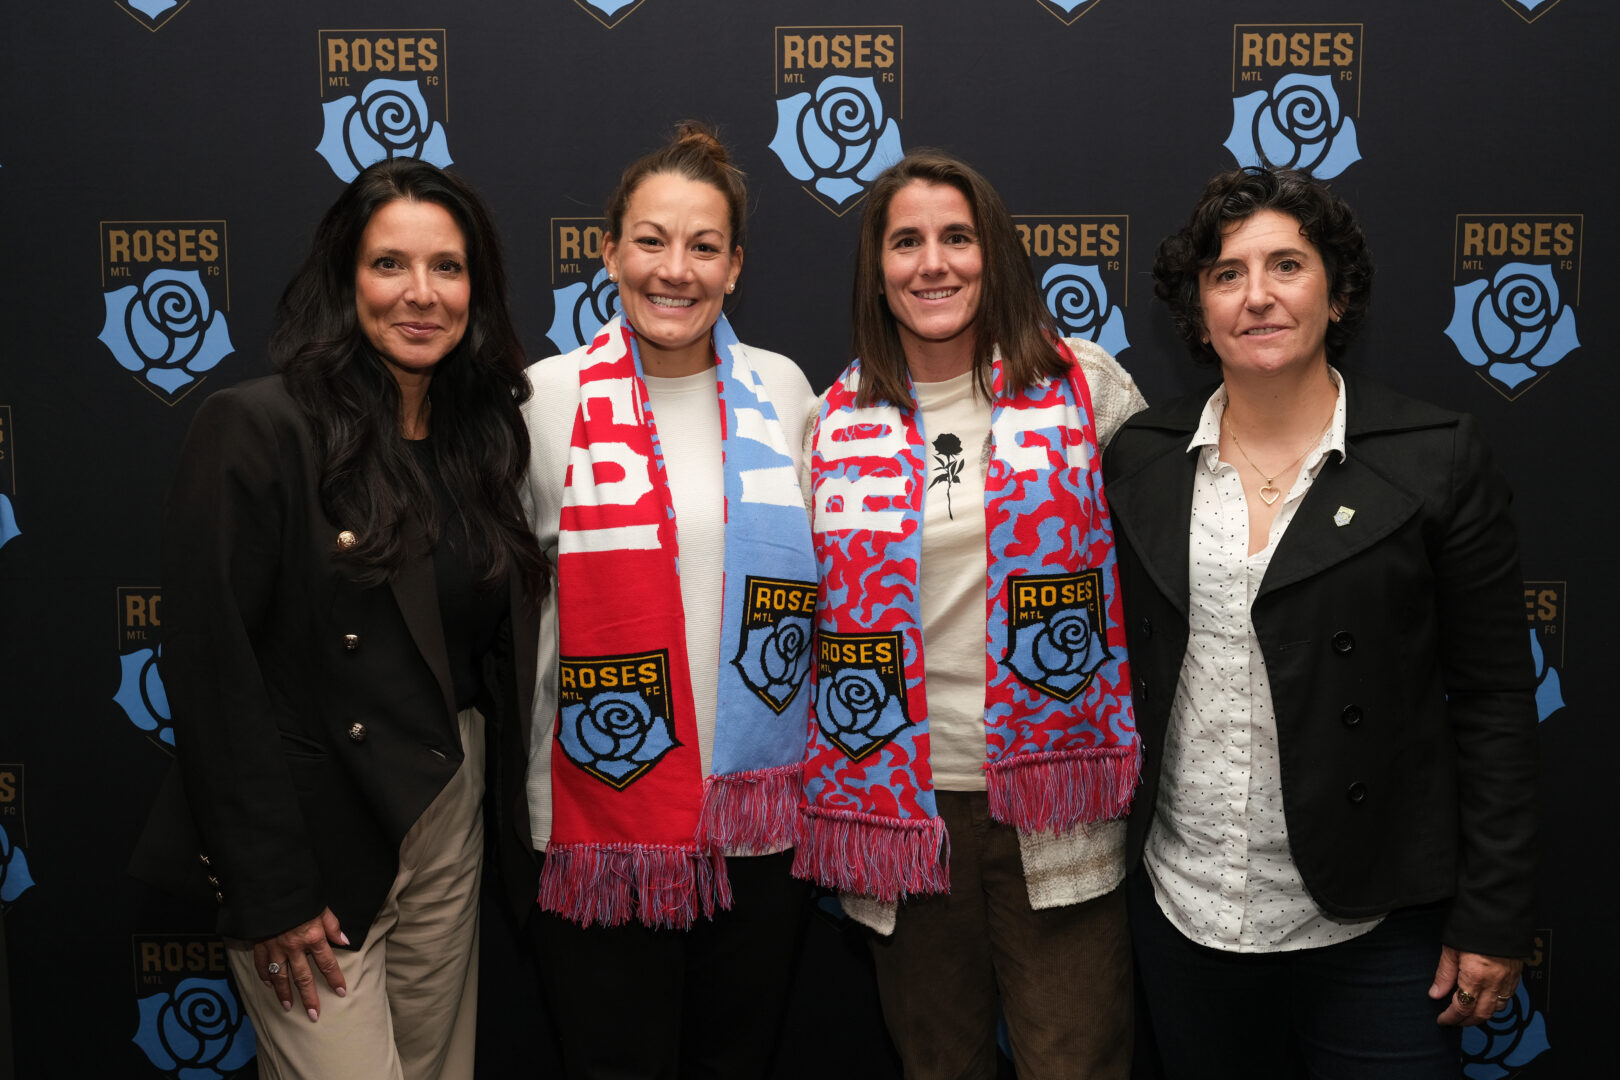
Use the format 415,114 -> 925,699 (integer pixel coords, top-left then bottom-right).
815,630 -> 910,761
732,576 -> 815,714
1004,570 -> 1108,702
557,650 -> 678,790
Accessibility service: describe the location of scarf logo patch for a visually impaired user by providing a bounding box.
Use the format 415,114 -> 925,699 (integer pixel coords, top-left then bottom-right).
1004,570 -> 1109,702
557,650 -> 678,790
732,576 -> 816,714
815,631 -> 909,761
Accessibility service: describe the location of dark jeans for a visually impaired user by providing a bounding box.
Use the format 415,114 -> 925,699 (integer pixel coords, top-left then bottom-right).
868,790 -> 1132,1080
530,849 -> 809,1080
1128,865 -> 1462,1080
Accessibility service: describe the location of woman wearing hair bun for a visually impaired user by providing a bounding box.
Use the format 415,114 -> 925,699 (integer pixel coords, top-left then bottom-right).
520,122 -> 819,1076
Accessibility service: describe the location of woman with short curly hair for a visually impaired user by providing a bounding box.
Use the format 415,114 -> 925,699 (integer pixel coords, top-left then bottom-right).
1106,167 -> 1538,1076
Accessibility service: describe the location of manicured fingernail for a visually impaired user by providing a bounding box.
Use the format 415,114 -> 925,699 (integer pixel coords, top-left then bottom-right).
339,932 -> 351,945
308,1008 -> 319,1022
336,987 -> 347,998
281,1000 -> 292,1012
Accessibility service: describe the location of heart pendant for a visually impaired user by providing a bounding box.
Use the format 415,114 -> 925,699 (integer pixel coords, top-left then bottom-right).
1259,484 -> 1281,506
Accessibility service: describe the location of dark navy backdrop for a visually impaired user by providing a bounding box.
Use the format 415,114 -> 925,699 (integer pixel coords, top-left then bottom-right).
1,1 -> 1608,1076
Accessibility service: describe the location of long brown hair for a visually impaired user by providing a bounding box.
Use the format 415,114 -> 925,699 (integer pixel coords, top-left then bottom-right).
851,149 -> 1066,407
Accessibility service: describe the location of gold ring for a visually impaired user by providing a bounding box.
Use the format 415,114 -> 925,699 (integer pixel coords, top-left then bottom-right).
1455,988 -> 1477,1007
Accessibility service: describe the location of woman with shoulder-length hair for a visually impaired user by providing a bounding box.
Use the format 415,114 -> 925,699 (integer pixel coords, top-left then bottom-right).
1105,166 -> 1537,1076
520,122 -> 819,1076
136,157 -> 545,1080
795,148 -> 1144,1078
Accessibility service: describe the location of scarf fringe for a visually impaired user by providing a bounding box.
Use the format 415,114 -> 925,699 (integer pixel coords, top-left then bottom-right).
698,762 -> 805,853
538,843 -> 733,930
985,746 -> 1142,834
792,806 -> 950,903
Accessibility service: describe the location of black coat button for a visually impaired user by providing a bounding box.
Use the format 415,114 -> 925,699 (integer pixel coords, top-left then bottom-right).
1332,631 -> 1355,654
1139,617 -> 1153,639
1347,782 -> 1367,804
1341,705 -> 1362,727
1136,679 -> 1149,704
343,633 -> 361,652
348,722 -> 368,743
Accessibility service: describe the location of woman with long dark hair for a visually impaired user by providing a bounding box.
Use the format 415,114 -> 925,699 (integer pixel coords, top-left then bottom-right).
138,158 -> 544,1080
796,149 -> 1144,1078
520,122 -> 819,1076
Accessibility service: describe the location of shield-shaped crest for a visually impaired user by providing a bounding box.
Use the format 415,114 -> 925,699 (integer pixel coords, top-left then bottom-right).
815,630 -> 910,761
556,649 -> 678,790
1004,569 -> 1109,702
731,576 -> 816,714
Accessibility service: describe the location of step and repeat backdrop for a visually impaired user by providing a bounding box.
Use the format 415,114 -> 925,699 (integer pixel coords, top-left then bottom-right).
1,1 -> 1610,1076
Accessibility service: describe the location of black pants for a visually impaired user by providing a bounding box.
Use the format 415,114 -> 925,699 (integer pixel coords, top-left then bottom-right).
1129,866 -> 1462,1080
530,849 -> 809,1080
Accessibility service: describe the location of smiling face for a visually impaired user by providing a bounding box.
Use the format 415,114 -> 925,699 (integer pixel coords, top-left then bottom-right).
1198,208 -> 1337,382
354,198 -> 470,385
879,181 -> 984,373
602,171 -> 741,375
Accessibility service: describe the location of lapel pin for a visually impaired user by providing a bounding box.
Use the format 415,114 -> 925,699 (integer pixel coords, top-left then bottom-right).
1333,506 -> 1355,527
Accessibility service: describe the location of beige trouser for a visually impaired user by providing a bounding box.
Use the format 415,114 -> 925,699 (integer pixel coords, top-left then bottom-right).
228,708 -> 485,1080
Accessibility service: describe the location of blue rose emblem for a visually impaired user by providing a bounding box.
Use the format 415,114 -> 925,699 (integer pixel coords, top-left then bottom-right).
1528,628 -> 1565,723
559,690 -> 676,786
98,269 -> 234,396
315,78 -> 452,183
1006,606 -> 1106,698
129,0 -> 178,19
1224,73 -> 1362,179
116,645 -> 174,747
0,494 -> 19,549
734,615 -> 813,713
133,977 -> 257,1080
581,0 -> 638,14
547,267 -> 621,353
769,76 -> 904,208
816,666 -> 907,759
1461,981 -> 1550,1080
1042,264 -> 1130,356
0,824 -> 35,904
1444,262 -> 1580,392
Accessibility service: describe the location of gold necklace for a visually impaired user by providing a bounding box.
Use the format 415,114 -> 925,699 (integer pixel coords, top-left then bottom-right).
1224,411 -> 1332,506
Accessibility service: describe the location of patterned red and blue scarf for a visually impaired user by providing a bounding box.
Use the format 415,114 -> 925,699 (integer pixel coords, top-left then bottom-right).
794,343 -> 1138,901
543,315 -> 815,927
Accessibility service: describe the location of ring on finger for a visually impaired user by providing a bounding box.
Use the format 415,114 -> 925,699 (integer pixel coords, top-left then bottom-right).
266,961 -> 282,976
1455,988 -> 1477,1007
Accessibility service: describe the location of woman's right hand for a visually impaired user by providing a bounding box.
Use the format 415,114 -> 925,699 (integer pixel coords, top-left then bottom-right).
253,907 -> 349,1021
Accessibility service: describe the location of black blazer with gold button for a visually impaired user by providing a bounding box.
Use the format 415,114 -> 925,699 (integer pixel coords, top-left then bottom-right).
1102,374 -> 1538,958
132,375 -> 539,946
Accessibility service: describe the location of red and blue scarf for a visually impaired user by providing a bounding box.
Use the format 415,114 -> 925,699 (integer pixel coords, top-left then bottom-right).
542,315 -> 815,927
794,344 -> 1138,901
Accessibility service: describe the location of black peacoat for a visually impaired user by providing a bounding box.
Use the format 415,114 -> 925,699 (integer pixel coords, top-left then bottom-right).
131,375 -> 539,947
1103,374 -> 1538,958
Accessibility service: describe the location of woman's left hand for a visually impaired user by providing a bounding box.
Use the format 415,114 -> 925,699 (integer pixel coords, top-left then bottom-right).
1429,945 -> 1523,1026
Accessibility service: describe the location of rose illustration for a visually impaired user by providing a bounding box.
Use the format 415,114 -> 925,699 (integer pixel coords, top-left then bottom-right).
315,78 -> 452,183
558,690 -> 676,785
1006,606 -> 1106,698
769,76 -> 904,207
133,977 -> 257,1080
1461,981 -> 1550,1080
0,494 -> 19,549
929,432 -> 964,518
582,0 -> 638,14
1445,262 -> 1580,392
98,269 -> 234,396
0,824 -> 35,904
734,615 -> 813,712
1529,628 -> 1565,723
547,267 -> 622,353
1224,73 -> 1362,179
1041,264 -> 1130,356
116,645 -> 174,747
816,666 -> 907,758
